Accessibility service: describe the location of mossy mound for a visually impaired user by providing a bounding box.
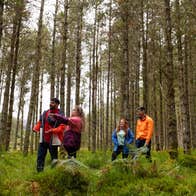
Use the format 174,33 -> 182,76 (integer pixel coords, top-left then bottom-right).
28,159 -> 90,195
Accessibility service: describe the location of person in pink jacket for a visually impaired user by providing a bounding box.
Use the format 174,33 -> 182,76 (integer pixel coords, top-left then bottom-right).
50,105 -> 85,158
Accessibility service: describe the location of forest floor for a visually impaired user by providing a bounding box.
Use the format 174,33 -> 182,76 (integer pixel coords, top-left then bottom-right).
0,148 -> 195,195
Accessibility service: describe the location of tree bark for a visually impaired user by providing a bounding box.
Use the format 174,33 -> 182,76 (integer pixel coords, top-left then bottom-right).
105,0 -> 112,150
175,0 -> 191,153
0,2 -> 18,151
164,0 -> 178,159
14,85 -> 23,150
60,0 -> 69,113
20,100 -> 24,151
75,0 -> 83,105
119,0 -> 130,121
88,46 -> 92,151
66,60 -> 71,116
183,34 -> 191,153
158,30 -> 164,150
6,1 -> 24,150
0,0 -> 4,48
188,32 -> 196,148
50,0 -> 59,99
91,2 -> 98,152
23,0 -> 45,156
141,0 -> 148,111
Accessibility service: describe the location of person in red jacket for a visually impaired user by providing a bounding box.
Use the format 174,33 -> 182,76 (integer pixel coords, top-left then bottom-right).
33,98 -> 65,172
135,106 -> 154,162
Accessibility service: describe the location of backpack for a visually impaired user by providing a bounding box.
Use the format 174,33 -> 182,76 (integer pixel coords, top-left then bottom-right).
63,130 -> 81,153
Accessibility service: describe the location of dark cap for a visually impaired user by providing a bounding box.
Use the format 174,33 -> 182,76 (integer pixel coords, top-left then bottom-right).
136,106 -> 145,112
51,98 -> 60,105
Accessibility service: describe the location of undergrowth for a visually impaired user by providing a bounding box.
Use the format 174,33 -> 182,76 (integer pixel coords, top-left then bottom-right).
0,149 -> 195,195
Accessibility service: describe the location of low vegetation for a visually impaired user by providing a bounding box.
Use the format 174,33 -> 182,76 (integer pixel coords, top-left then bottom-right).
0,149 -> 195,195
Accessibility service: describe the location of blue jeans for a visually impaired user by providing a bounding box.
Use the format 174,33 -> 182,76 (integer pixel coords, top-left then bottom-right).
37,142 -> 58,172
135,139 -> 151,160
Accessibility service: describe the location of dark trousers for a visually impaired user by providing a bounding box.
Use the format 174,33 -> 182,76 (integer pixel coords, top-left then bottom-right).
135,139 -> 151,160
112,145 -> 128,161
68,152 -> 77,159
37,142 -> 58,172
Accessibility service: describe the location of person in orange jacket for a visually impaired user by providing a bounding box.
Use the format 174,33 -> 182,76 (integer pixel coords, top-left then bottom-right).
135,106 -> 154,161
33,98 -> 65,172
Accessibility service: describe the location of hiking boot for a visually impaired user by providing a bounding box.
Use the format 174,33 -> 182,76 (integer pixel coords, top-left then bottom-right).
37,167 -> 44,172
51,159 -> 58,168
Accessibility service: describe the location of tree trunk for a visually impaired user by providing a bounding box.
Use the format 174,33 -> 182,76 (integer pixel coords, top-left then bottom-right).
164,0 -> 178,159
14,85 -> 23,150
97,69 -> 100,150
100,72 -> 104,150
105,0 -> 112,150
0,4 -> 18,151
110,73 -> 114,149
188,32 -> 196,148
134,39 -> 140,130
50,0 -> 59,99
88,45 -> 92,151
91,2 -> 98,152
183,34 -> 191,153
158,30 -> 164,150
20,101 -> 24,151
30,109 -> 36,154
23,0 -> 45,156
0,0 -> 4,48
119,1 -> 130,121
35,91 -> 39,152
141,0 -> 148,110
60,0 -> 69,113
175,0 -> 184,148
66,60 -> 71,116
6,1 -> 23,150
0,69 -> 4,105
56,75 -> 60,99
175,0 -> 191,153
75,0 -> 83,105
39,71 -> 43,115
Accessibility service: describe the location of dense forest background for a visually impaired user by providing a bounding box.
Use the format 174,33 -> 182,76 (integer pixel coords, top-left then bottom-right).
0,0 -> 195,158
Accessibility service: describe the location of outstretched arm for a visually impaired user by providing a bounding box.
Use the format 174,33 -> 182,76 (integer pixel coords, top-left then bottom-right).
49,113 -> 69,124
45,124 -> 66,134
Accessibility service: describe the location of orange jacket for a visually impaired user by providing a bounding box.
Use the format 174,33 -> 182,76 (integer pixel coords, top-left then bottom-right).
136,115 -> 154,144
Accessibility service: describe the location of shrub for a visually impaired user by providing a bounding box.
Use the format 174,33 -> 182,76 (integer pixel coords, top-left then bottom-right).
82,151 -> 109,169
30,165 -> 90,195
178,154 -> 196,170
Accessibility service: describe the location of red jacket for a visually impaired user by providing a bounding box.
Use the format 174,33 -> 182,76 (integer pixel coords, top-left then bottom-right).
33,109 -> 65,143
